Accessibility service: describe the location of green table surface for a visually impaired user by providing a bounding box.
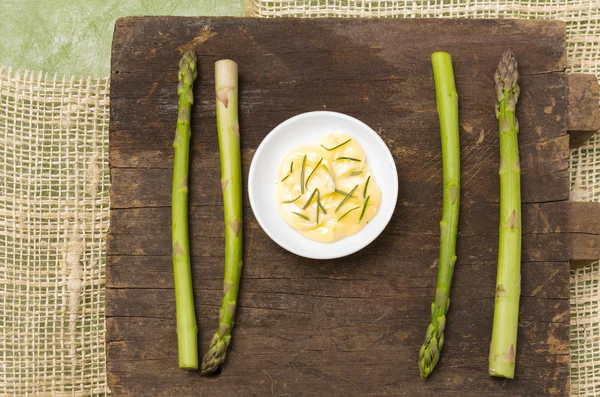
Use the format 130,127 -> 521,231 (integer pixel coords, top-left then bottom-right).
0,0 -> 243,76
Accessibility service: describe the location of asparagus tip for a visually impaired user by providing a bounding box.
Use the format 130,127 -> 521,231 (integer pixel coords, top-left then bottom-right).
179,51 -> 197,86
200,332 -> 231,375
495,49 -> 519,102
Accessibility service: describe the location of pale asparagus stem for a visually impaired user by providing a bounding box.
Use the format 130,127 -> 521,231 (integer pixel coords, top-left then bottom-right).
489,49 -> 521,379
172,50 -> 198,370
201,60 -> 243,375
419,52 -> 460,381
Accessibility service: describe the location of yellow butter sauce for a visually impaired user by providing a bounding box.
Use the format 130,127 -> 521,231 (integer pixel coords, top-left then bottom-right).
276,133 -> 381,243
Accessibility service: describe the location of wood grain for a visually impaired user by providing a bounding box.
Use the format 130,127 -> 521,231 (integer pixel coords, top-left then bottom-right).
107,16 -> 600,396
568,74 -> 600,147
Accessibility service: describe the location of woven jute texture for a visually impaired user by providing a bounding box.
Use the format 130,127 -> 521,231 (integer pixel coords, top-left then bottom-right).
0,67 -> 110,396
1,3 -> 600,396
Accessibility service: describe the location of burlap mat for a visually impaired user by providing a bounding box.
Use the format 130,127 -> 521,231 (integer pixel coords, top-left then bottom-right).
0,67 -> 110,396
2,1 -> 600,395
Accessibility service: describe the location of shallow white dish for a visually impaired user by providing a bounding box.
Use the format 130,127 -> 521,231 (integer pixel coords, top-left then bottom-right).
248,111 -> 398,260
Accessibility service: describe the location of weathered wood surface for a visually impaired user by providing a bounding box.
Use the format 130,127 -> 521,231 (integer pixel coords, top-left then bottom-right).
108,17 -> 600,396
568,74 -> 600,147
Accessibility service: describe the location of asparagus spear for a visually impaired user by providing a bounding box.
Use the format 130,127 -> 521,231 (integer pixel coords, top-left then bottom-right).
489,49 -> 521,379
172,50 -> 198,370
419,52 -> 460,381
201,60 -> 243,375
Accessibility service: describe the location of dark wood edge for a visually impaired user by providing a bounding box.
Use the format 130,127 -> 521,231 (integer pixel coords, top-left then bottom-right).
569,201 -> 600,267
568,74 -> 600,148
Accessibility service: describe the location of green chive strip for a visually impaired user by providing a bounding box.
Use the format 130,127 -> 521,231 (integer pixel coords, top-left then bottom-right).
300,155 -> 307,194
304,158 -> 323,188
322,164 -> 331,176
335,185 -> 359,213
321,138 -> 352,151
350,171 -> 363,176
335,189 -> 357,198
303,188 -> 319,210
316,204 -> 320,224
317,190 -> 327,214
292,212 -> 309,221
337,206 -> 361,222
335,157 -> 361,162
359,196 -> 371,222
281,161 -> 294,182
363,175 -> 371,198
281,195 -> 301,204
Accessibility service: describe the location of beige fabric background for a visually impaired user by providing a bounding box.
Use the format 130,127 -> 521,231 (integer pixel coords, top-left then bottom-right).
1,1 -> 599,396
0,68 -> 110,396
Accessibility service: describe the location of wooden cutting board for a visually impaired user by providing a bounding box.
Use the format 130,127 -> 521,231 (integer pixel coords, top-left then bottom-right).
107,17 -> 600,396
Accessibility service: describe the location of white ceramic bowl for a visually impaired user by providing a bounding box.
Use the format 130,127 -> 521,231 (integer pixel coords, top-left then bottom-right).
248,111 -> 398,259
